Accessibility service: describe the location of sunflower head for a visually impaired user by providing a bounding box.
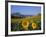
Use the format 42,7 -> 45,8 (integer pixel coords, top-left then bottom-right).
22,19 -> 29,30
32,23 -> 37,29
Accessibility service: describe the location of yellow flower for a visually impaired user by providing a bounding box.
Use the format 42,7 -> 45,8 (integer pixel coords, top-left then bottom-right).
32,23 -> 37,29
22,19 -> 29,30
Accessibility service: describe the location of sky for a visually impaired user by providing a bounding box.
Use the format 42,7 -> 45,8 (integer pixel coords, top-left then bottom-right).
11,5 -> 41,15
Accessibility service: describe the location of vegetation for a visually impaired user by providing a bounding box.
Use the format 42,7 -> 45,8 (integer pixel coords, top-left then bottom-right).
11,13 -> 41,31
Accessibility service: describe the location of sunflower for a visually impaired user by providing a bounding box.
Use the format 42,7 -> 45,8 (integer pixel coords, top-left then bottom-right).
32,23 -> 37,29
22,19 -> 29,30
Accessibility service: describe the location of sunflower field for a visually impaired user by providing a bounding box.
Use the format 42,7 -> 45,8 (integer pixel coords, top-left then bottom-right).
11,15 -> 41,31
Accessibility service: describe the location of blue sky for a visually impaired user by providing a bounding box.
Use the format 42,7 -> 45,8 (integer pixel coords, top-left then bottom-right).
11,5 -> 41,15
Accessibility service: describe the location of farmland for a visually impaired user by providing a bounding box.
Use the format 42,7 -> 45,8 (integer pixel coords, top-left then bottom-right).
11,14 -> 41,31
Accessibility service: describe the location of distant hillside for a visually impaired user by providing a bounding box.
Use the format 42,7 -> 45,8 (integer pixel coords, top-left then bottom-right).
11,12 -> 33,18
